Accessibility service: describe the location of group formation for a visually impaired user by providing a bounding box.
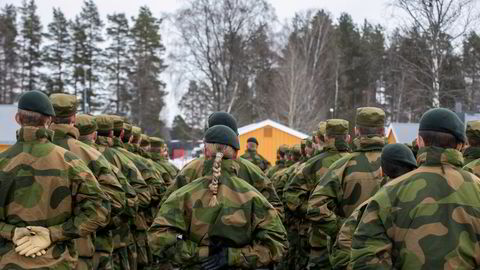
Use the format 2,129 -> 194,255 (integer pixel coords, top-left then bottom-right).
2,90 -> 480,270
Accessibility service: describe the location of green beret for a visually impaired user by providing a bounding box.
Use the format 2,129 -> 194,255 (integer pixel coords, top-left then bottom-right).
75,114 -> 97,135
150,137 -> 165,148
18,90 -> 55,116
419,108 -> 466,143
50,93 -> 77,117
466,121 -> 480,140
247,137 -> 259,145
208,112 -> 238,135
140,134 -> 150,147
326,119 -> 349,136
204,125 -> 240,150
356,107 -> 385,128
316,121 -> 326,137
95,115 -> 114,131
381,143 -> 417,168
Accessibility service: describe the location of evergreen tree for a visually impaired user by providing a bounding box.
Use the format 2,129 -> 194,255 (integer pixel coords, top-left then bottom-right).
179,80 -> 211,130
18,0 -> 42,92
0,4 -> 18,103
129,6 -> 167,135
70,16 -> 87,102
463,31 -> 480,112
43,8 -> 70,94
105,13 -> 131,114
170,114 -> 202,140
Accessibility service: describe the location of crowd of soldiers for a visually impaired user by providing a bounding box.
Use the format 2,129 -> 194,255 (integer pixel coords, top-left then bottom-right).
2,90 -> 480,270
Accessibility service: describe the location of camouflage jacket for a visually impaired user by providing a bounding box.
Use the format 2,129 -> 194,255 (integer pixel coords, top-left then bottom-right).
0,127 -> 110,269
50,123 -> 126,256
463,146 -> 480,166
240,149 -> 270,171
306,136 -> 384,267
147,159 -> 288,269
265,159 -> 286,179
162,156 -> 284,218
150,152 -> 178,185
284,141 -> 350,218
351,147 -> 480,269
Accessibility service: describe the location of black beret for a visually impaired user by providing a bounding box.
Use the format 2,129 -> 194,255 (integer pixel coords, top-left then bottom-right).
18,90 -> 56,116
381,143 -> 417,169
204,125 -> 240,150
419,108 -> 466,143
247,137 -> 259,145
208,112 -> 239,135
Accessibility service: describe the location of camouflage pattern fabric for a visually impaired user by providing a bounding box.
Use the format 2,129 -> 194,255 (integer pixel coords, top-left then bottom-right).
161,156 -> 284,219
350,146 -> 480,269
149,152 -> 176,186
240,148 -> 271,171
463,146 -> 480,166
306,136 -> 385,269
266,159 -> 286,179
50,123 -> 126,268
283,139 -> 350,270
147,158 -> 288,269
0,127 -> 110,269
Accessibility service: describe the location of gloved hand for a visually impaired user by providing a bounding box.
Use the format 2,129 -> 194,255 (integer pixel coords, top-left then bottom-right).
200,241 -> 228,270
15,226 -> 51,258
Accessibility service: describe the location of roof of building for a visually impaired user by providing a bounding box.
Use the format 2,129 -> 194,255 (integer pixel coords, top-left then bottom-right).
238,119 -> 309,139
0,104 -> 19,145
388,122 -> 419,144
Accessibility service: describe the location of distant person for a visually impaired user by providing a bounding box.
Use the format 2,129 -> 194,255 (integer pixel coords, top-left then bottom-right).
463,120 -> 480,165
240,137 -> 271,171
0,90 -> 109,268
330,143 -> 417,270
265,144 -> 289,178
351,108 -> 480,269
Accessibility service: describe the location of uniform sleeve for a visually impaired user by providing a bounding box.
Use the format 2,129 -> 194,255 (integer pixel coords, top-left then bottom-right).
330,203 -> 366,270
148,192 -> 206,266
227,199 -> 288,268
94,158 -> 127,216
283,163 -> 311,216
48,156 -> 110,243
127,163 -> 151,209
351,198 -> 393,270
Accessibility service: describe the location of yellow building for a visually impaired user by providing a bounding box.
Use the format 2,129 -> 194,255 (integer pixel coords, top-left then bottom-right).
238,119 -> 309,165
386,123 -> 419,144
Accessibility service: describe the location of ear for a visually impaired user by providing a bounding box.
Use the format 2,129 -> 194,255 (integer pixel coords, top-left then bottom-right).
416,136 -> 425,148
15,113 -> 22,125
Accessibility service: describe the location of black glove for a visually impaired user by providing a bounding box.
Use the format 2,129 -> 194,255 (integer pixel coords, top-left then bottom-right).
201,242 -> 228,270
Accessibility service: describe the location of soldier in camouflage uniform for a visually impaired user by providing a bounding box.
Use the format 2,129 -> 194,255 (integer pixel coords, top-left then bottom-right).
350,108 -> 480,269
330,143 -> 417,270
265,144 -> 289,179
306,107 -> 386,269
148,136 -> 176,187
0,90 -> 110,269
463,120 -> 480,165
147,125 -> 288,269
240,137 -> 271,171
161,112 -> 284,219
49,94 -> 127,270
95,115 -> 151,270
283,119 -> 351,270
109,116 -> 165,269
313,121 -> 327,155
271,144 -> 302,200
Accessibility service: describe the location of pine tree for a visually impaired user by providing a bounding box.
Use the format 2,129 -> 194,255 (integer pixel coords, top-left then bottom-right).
129,6 -> 167,135
18,0 -> 42,92
70,16 -> 87,103
0,4 -> 18,103
463,32 -> 480,112
105,13 -> 131,114
43,8 -> 70,94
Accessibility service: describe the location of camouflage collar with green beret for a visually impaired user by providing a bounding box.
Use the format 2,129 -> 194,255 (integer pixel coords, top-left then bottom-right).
17,126 -> 54,143
352,136 -> 385,152
50,123 -> 80,140
417,146 -> 464,168
202,158 -> 240,176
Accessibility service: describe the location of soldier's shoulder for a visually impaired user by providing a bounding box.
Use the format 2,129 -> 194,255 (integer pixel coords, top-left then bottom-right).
179,157 -> 205,173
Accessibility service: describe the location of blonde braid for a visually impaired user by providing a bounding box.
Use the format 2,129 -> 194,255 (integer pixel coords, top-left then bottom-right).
208,148 -> 224,207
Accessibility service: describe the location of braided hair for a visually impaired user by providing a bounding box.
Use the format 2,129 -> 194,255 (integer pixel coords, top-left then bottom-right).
204,143 -> 237,207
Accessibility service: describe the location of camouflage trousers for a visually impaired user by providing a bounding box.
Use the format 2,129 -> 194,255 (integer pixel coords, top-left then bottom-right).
128,242 -> 138,270
134,230 -> 151,269
94,251 -> 113,270
307,224 -> 331,270
113,247 -> 130,270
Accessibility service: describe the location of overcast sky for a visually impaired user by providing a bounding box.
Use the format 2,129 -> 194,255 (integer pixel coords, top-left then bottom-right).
2,0 -> 399,125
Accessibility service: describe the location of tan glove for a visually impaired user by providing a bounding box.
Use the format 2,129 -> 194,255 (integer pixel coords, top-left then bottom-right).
15,226 -> 51,258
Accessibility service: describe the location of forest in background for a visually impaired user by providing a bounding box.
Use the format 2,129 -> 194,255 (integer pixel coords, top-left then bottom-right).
0,0 -> 479,139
